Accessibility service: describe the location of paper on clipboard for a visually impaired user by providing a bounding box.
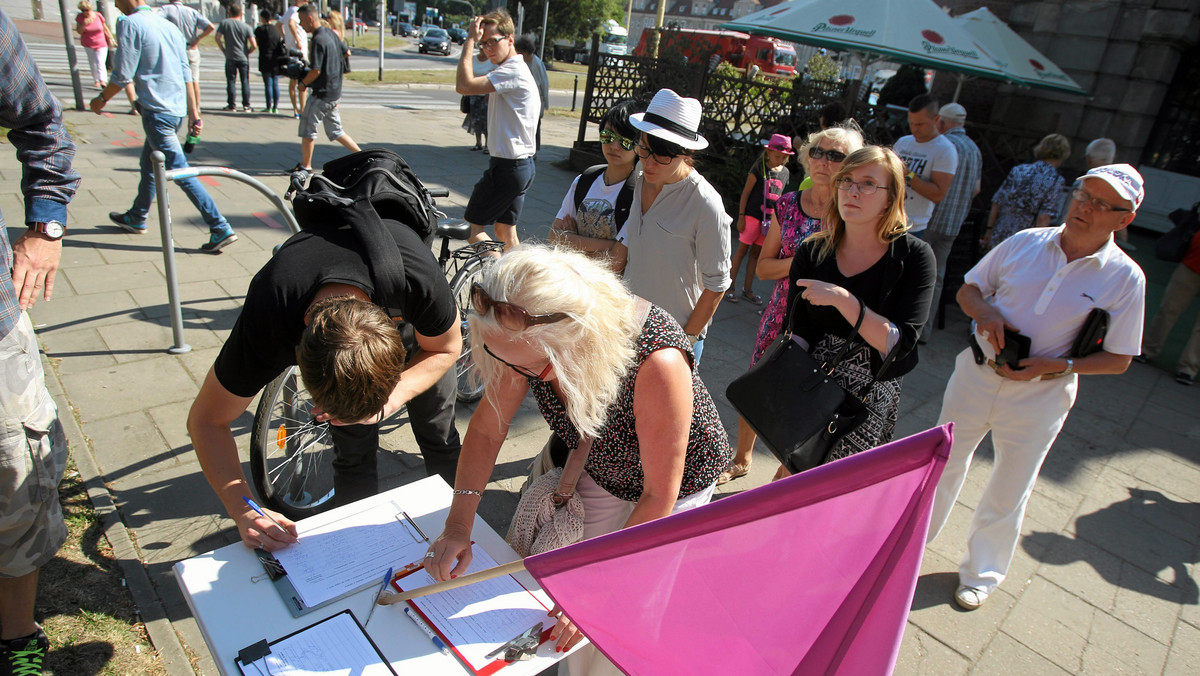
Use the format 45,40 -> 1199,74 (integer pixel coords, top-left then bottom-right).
236,610 -> 396,676
272,501 -> 429,609
395,545 -> 551,674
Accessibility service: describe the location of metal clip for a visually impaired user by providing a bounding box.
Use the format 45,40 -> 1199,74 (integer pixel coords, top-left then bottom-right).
485,621 -> 543,661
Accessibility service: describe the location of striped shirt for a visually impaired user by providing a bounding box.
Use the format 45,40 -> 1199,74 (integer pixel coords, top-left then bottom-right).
927,126 -> 982,237
0,8 -> 80,339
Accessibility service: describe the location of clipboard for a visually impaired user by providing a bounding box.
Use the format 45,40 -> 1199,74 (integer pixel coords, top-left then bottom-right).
392,549 -> 553,676
252,548 -> 366,618
234,609 -> 397,675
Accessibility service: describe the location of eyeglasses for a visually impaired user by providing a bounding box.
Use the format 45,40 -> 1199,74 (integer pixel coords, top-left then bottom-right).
808,146 -> 847,163
1071,188 -> 1131,213
634,142 -> 678,166
483,343 -> 553,380
478,36 -> 505,49
600,129 -> 637,152
836,177 -> 886,195
470,283 -> 569,331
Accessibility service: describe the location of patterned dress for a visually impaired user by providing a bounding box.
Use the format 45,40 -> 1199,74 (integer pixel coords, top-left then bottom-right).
991,161 -> 1065,245
751,190 -> 824,364
529,305 -> 732,501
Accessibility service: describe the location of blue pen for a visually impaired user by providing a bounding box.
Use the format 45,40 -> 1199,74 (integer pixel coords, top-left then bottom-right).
404,606 -> 451,656
364,567 -> 392,626
242,496 -> 290,536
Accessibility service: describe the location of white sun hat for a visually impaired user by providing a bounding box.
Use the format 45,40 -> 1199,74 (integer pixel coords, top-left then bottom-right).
629,89 -> 709,151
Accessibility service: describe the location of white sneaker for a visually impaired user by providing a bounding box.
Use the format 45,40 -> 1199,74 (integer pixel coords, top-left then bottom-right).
954,585 -> 988,610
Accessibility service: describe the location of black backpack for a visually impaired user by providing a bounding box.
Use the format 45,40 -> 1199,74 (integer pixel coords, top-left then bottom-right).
573,164 -> 635,231
289,149 -> 440,307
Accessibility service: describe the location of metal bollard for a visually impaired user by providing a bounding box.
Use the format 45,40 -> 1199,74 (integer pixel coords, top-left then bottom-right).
151,150 -> 192,355
572,74 -> 578,112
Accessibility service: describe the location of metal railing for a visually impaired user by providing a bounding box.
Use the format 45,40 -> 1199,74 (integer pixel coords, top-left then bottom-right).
151,150 -> 301,354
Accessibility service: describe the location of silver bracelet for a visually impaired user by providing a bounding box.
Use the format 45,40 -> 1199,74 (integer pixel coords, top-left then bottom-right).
452,489 -> 483,497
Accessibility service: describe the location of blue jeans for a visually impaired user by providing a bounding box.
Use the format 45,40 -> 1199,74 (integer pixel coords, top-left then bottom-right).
692,337 -> 705,366
131,112 -> 231,234
225,61 -> 250,108
262,73 -> 279,109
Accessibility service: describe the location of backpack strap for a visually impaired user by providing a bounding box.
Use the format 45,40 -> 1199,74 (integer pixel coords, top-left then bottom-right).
574,164 -> 636,231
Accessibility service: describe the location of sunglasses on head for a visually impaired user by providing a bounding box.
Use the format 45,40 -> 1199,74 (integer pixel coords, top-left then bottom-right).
599,129 -> 637,151
470,283 -> 570,331
808,146 -> 847,163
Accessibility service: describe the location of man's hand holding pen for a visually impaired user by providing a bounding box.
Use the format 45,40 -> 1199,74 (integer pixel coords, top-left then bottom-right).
238,496 -> 299,551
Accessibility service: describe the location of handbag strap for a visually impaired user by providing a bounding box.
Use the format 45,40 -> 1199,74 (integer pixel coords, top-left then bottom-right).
785,291 -> 866,370
552,437 -> 593,505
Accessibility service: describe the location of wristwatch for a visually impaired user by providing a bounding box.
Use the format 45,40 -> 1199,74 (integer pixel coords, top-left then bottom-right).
29,220 -> 65,240
1047,358 -> 1074,379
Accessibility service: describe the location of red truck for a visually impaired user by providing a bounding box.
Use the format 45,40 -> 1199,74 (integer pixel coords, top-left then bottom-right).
633,28 -> 798,76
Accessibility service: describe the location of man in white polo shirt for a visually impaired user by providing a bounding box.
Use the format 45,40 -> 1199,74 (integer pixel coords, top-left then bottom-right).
927,164 -> 1147,611
455,8 -> 539,251
893,93 -> 957,235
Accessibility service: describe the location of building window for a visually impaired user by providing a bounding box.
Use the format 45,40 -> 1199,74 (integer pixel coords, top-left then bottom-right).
1142,42 -> 1200,178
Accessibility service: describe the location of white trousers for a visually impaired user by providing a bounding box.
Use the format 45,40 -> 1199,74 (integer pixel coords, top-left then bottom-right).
561,472 -> 715,676
927,348 -> 1077,593
84,46 -> 107,85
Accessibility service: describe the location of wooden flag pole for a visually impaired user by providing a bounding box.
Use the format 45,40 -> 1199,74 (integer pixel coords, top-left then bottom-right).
378,559 -> 528,605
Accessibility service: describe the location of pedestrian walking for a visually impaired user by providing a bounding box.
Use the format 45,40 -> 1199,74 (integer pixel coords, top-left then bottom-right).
215,3 -> 256,112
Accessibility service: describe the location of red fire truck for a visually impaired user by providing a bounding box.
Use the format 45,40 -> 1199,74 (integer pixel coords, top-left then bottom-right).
633,28 -> 798,76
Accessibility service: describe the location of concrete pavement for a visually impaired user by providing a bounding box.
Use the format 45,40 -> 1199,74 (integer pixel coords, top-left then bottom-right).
4,86 -> 1200,675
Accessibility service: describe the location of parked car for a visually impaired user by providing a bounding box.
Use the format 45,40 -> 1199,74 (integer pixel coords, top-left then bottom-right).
419,27 -> 452,56
393,21 -> 416,37
353,17 -> 366,32
447,27 -> 467,44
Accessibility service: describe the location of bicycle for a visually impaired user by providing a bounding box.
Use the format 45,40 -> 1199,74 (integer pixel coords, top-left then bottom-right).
248,186 -> 503,520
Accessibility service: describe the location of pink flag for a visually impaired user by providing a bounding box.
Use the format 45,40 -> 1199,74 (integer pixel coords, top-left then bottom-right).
524,424 -> 953,675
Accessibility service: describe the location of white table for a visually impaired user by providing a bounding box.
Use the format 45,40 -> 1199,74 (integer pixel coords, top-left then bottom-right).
174,477 -> 569,675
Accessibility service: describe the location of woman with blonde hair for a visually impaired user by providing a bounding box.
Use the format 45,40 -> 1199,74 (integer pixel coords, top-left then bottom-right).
779,146 -> 936,474
720,123 -> 864,484
426,245 -> 731,674
985,132 -> 1070,246
74,0 -> 115,88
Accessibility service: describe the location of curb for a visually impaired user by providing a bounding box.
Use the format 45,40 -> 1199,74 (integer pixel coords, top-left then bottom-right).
43,352 -> 196,676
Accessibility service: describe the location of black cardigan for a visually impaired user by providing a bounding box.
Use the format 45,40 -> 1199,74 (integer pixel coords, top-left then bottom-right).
784,233 -> 936,381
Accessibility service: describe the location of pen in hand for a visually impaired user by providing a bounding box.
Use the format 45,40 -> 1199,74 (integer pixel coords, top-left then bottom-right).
242,496 -> 294,539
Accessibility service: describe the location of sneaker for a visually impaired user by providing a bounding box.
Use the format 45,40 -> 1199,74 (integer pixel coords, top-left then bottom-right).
108,210 -> 147,234
221,104 -> 236,111
271,107 -> 279,114
2,627 -> 49,676
260,107 -> 273,113
1132,353 -> 1150,364
1176,372 -> 1194,386
241,105 -> 253,112
201,230 -> 238,253
954,584 -> 988,610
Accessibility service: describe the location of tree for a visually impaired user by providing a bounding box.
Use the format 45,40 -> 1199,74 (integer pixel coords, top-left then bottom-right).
877,64 -> 928,108
517,0 -> 624,44
805,52 -> 839,82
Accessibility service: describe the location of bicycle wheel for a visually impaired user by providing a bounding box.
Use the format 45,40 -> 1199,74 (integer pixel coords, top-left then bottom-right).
449,254 -> 486,403
249,366 -> 337,520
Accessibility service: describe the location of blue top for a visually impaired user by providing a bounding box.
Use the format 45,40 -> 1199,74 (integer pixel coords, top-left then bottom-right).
111,5 -> 193,116
0,8 -> 80,339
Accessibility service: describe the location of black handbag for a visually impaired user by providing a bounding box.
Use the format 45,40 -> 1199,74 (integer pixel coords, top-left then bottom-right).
1070,308 -> 1109,358
726,297 -> 898,474
459,95 -> 471,114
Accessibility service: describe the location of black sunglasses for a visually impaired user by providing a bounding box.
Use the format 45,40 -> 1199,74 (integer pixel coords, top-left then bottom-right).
600,129 -> 637,152
808,146 -> 847,163
470,283 -> 569,331
483,344 -> 553,380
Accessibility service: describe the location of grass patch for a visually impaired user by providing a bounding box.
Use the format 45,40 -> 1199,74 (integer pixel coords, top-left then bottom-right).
37,459 -> 167,676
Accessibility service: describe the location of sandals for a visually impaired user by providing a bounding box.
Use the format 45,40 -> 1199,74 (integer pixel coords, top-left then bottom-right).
741,290 -> 763,305
724,290 -> 739,303
717,462 -> 751,486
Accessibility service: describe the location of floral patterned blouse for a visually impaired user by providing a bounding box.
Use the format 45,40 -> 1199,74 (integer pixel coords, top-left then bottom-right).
752,190 -> 824,364
991,160 -> 1065,245
529,305 -> 732,502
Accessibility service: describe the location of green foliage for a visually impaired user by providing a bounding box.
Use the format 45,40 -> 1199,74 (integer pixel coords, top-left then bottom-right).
518,0 -> 625,43
877,64 -> 927,108
805,52 -> 839,82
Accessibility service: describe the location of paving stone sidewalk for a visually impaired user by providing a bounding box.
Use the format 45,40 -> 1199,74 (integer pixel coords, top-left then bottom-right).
4,93 -> 1200,675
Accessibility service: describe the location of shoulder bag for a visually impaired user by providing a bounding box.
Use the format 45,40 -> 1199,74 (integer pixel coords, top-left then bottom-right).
1155,202 -> 1200,263
726,296 -> 899,474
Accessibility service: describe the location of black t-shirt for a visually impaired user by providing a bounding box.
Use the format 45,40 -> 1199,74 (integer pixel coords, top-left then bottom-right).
308,26 -> 344,100
255,23 -> 284,74
745,156 -> 790,221
213,220 -> 457,398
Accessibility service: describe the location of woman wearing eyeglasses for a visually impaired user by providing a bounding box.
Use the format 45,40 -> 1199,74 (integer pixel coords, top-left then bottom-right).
720,124 -> 865,484
548,98 -> 643,272
426,245 -> 732,668
778,146 -> 936,474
